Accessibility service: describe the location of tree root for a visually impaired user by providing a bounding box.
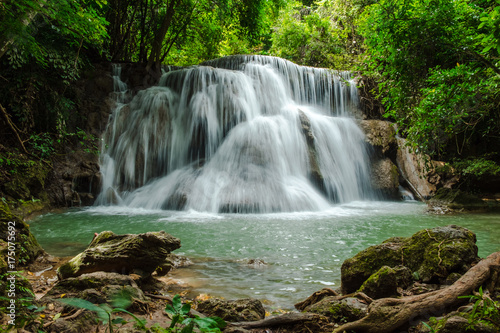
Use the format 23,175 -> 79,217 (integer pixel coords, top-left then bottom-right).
230,312 -> 327,329
333,251 -> 500,333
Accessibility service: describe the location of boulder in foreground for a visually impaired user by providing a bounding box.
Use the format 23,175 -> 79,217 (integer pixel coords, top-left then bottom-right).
57,230 -> 180,279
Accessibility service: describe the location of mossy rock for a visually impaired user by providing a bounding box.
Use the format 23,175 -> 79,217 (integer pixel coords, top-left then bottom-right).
403,225 -> 479,283
304,296 -> 368,323
197,298 -> 266,322
341,241 -> 405,294
358,265 -> 412,299
341,225 -> 479,293
57,230 -> 181,279
0,203 -> 44,267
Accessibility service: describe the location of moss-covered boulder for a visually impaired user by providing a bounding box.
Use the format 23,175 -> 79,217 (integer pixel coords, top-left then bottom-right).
196,298 -> 266,322
304,296 -> 368,323
341,240 -> 405,294
341,225 -> 479,294
403,225 -> 479,283
57,230 -> 181,279
0,203 -> 44,269
358,265 -> 412,299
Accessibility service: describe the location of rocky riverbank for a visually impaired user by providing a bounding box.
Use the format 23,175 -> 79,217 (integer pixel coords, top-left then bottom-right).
1,203 -> 499,332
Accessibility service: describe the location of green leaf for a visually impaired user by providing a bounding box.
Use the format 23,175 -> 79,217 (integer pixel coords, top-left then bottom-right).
58,298 -> 110,323
180,303 -> 191,316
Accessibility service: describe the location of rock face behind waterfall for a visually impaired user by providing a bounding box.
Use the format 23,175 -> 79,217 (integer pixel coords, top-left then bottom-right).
96,55 -> 378,212
57,231 -> 180,279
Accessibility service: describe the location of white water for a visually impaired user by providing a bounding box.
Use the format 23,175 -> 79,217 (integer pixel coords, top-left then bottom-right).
96,56 -> 377,213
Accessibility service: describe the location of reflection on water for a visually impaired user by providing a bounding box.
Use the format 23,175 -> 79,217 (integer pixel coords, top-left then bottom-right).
30,201 -> 500,310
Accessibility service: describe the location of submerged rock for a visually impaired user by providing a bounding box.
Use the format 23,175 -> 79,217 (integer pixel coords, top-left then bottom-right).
341,225 -> 479,294
196,298 -> 266,322
57,230 -> 181,279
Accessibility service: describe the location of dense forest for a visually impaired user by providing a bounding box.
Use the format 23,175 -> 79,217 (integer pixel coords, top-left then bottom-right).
0,0 -> 499,205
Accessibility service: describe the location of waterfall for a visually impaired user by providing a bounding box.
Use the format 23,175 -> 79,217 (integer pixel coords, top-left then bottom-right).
96,55 -> 377,213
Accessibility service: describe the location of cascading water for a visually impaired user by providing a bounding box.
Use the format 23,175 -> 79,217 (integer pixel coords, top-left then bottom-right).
96,55 -> 377,213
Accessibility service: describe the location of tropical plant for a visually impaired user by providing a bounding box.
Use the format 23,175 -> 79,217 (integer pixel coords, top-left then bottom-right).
458,286 -> 500,329
59,290 -> 147,332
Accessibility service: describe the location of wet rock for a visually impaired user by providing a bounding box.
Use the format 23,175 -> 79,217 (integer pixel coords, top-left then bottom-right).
341,225 -> 479,293
57,231 -> 181,279
196,298 -> 266,322
304,296 -> 368,323
370,157 -> 400,200
298,110 -> 325,195
358,265 -> 412,299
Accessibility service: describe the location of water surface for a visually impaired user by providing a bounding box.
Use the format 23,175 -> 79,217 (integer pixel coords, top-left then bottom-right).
30,201 -> 500,310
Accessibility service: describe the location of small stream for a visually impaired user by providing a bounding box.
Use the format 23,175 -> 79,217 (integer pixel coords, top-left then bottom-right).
30,201 -> 500,310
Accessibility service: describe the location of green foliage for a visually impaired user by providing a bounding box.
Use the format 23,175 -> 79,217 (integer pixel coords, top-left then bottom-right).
162,294 -> 226,333
60,290 -> 147,332
458,286 -> 500,330
269,2 -> 345,68
478,1 -> 500,55
59,293 -> 226,332
358,0 -> 500,163
0,271 -> 45,330
453,157 -> 500,179
29,133 -> 55,158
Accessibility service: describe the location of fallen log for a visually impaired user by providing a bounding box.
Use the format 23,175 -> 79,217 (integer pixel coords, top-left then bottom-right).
230,312 -> 327,329
333,251 -> 500,333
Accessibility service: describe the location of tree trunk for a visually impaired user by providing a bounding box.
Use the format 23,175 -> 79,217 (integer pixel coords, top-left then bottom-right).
146,0 -> 181,73
333,251 -> 500,333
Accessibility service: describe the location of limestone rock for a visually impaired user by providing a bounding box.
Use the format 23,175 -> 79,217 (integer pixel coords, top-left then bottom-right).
359,120 -> 397,157
370,157 -> 400,200
298,110 -> 325,194
57,231 -> 181,279
395,137 -> 438,200
341,225 -> 479,294
304,296 -> 368,323
196,298 -> 266,322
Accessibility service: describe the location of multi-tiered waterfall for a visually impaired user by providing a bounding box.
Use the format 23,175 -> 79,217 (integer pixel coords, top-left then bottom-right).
96,55 -> 377,213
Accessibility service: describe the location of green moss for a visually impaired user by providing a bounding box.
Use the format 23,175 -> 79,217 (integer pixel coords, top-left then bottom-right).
0,202 -> 44,265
